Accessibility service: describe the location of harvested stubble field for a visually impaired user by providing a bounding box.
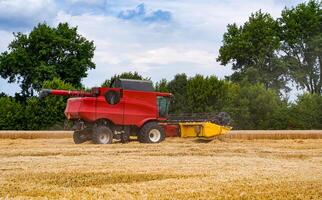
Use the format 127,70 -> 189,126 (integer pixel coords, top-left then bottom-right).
0,136 -> 321,199
1,130 -> 322,140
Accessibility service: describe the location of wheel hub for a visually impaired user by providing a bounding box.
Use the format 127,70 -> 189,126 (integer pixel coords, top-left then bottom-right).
149,129 -> 161,142
99,134 -> 109,143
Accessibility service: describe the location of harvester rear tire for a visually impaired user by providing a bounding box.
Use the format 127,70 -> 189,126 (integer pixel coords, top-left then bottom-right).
73,131 -> 89,144
92,125 -> 113,144
138,122 -> 165,143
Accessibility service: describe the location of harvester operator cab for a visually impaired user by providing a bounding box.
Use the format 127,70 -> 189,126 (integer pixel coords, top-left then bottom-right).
105,78 -> 155,105
109,79 -> 171,118
109,78 -> 154,91
157,96 -> 170,118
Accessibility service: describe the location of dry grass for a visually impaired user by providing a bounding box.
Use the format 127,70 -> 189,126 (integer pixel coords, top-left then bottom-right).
0,137 -> 321,199
0,131 -> 72,139
225,130 -> 322,140
1,130 -> 322,140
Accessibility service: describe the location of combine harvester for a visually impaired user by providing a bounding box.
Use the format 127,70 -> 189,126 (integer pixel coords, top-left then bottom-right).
40,79 -> 231,144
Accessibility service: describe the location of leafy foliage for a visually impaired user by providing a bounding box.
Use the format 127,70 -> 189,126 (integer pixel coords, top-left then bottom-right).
218,1 -> 322,95
186,75 -> 228,113
0,78 -> 75,130
0,23 -> 95,97
288,93 -> 322,129
217,11 -> 288,92
0,97 -> 24,130
155,79 -> 169,92
1,72 -> 321,130
279,0 -> 322,94
223,84 -> 283,129
166,74 -> 188,113
154,72 -> 322,130
29,78 -> 75,130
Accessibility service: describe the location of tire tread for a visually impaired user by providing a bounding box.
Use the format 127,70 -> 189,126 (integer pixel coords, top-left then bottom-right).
138,122 -> 165,143
92,125 -> 113,144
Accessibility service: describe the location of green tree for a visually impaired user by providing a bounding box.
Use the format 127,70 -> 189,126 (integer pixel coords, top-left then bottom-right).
186,75 -> 228,113
288,93 -> 322,129
279,0 -> 322,94
0,92 -> 6,98
167,73 -> 188,113
24,78 -> 74,130
101,71 -> 149,87
217,11 -> 288,92
224,83 -> 282,129
266,105 -> 290,130
155,79 -> 169,92
0,23 -> 95,97
0,97 -> 24,130
186,75 -> 209,113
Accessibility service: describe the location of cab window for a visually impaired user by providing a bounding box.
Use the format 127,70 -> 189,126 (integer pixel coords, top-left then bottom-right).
157,96 -> 170,118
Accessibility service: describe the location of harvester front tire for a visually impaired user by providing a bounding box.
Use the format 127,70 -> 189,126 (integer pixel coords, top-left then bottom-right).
138,122 -> 165,143
92,126 -> 113,144
73,131 -> 89,144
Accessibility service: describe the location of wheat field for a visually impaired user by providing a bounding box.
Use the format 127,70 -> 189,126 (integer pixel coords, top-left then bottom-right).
1,130 -> 322,140
226,130 -> 322,140
0,136 -> 321,199
0,131 -> 72,139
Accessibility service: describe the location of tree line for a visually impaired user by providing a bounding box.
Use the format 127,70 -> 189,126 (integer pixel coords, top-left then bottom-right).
1,72 -> 321,130
218,0 -> 322,95
0,1 -> 321,130
157,72 -> 321,130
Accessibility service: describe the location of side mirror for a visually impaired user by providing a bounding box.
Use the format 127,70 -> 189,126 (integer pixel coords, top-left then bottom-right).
104,90 -> 121,105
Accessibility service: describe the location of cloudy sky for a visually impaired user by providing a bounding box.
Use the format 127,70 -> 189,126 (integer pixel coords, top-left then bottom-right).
0,0 -> 303,95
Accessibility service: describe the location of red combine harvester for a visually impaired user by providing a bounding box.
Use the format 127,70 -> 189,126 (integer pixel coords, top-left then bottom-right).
40,79 -> 172,144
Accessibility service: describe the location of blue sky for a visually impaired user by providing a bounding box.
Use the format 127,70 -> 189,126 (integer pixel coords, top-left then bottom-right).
0,0 -> 304,95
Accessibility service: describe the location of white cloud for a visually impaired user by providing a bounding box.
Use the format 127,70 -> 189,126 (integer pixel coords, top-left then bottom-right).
53,0 -> 291,87
53,11 -> 229,86
66,0 -> 104,4
131,47 -> 214,66
0,0 -> 56,29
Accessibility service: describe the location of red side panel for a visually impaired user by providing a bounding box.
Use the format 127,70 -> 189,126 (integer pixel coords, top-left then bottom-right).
123,90 -> 157,127
65,97 -> 95,121
65,98 -> 81,119
64,88 -> 171,127
95,89 -> 125,125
